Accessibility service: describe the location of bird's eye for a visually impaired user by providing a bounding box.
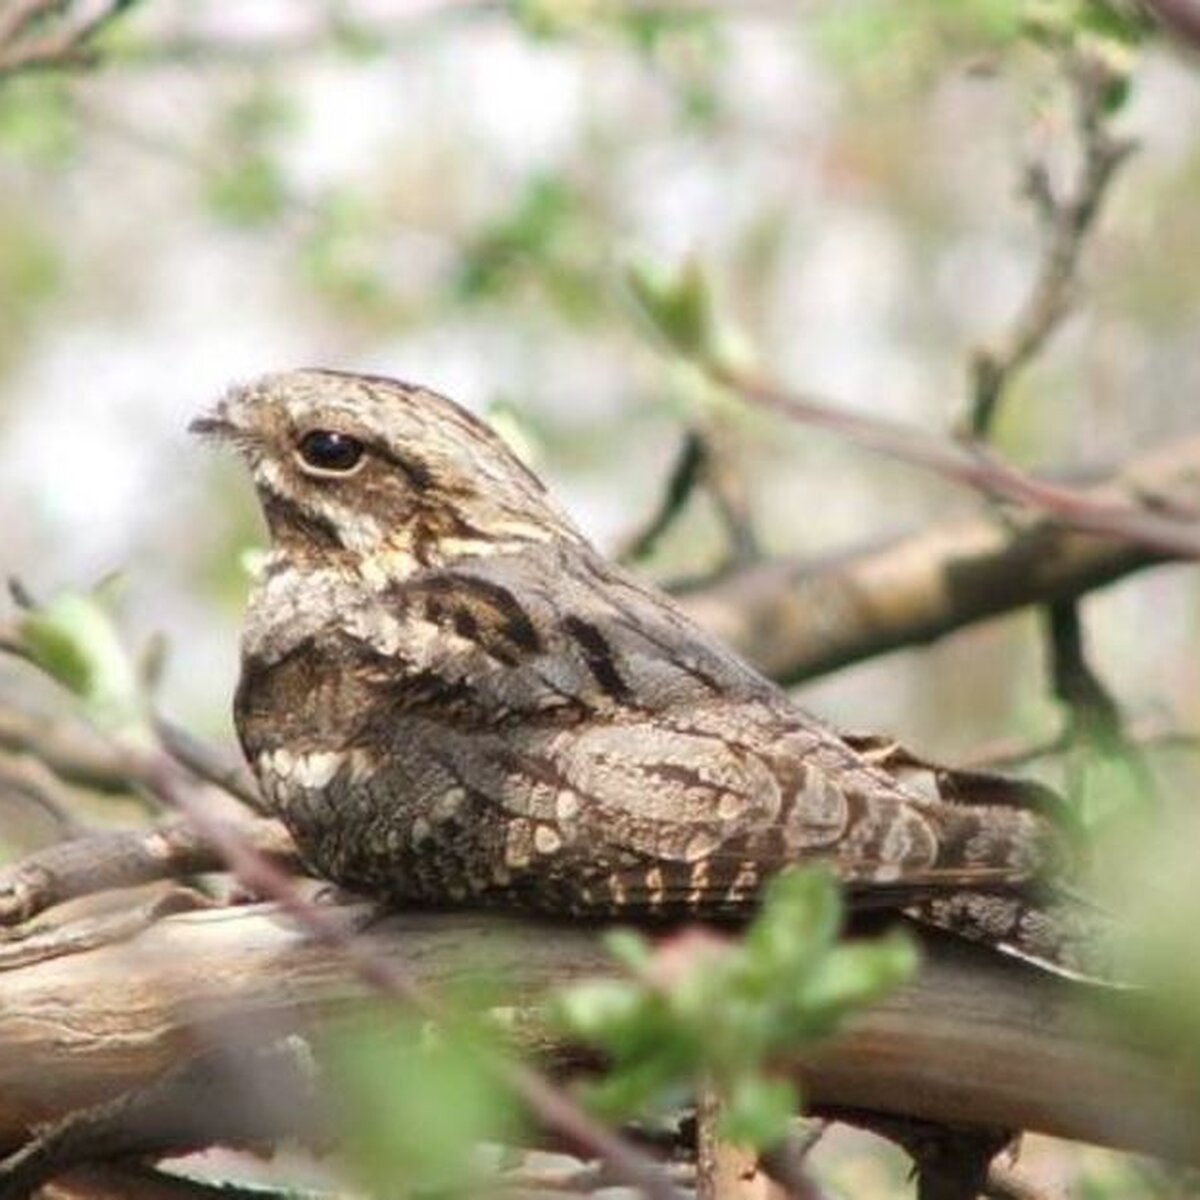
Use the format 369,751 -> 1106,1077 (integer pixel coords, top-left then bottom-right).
296,430 -> 365,475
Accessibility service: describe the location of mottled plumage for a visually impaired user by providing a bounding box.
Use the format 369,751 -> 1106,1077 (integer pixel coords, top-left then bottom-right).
193,369 -> 1092,970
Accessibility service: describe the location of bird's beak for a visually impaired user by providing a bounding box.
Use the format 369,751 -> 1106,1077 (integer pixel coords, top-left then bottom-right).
188,412 -> 234,440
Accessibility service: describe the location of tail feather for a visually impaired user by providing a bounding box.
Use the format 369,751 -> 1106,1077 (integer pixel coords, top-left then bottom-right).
905,888 -> 1117,981
843,732 -> 1115,979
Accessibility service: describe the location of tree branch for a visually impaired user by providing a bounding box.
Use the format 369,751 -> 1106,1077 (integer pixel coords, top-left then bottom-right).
0,903 -> 1192,1164
677,432 -> 1200,685
967,46 -> 1135,438
713,361 -> 1200,559
619,422 -> 760,572
1146,0 -> 1200,49
0,815 -> 296,926
0,0 -> 140,77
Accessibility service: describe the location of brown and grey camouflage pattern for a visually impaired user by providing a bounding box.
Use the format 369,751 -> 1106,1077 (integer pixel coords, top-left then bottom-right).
195,369 -> 1092,972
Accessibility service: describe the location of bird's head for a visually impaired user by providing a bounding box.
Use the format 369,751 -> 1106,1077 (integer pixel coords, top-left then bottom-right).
191,369 -> 582,572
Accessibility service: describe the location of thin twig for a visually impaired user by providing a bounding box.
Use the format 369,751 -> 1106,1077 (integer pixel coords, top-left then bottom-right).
1044,601 -> 1122,746
697,50 -> 1188,561
960,713 -> 1200,771
715,365 -> 1200,558
968,48 -> 1136,437
0,0 -> 140,77
618,424 -> 760,570
702,419 -> 761,569
0,748 -> 90,838
1145,0 -> 1200,48
759,1124 -> 834,1200
619,430 -> 709,564
153,716 -> 266,815
0,0 -> 58,50
0,814 -> 296,926
1043,600 -> 1160,809
0,705 -> 138,794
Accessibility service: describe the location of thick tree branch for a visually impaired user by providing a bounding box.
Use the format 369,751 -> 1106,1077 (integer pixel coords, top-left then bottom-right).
678,432 -> 1200,685
0,904 -> 1192,1165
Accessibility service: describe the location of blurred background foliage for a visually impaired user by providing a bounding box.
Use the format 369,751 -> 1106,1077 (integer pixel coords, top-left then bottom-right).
3,1 -> 1200,1194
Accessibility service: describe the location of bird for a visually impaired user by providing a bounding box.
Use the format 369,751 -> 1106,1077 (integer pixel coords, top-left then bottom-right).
191,368 -> 1094,973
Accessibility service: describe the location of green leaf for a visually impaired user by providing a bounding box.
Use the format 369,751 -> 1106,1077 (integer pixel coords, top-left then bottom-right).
626,257 -> 754,374
16,589 -> 147,735
205,155 -> 287,227
799,933 -> 921,1029
299,190 -> 392,318
745,868 -> 842,973
1076,0 -> 1153,46
603,926 -> 655,972
626,257 -> 716,363
510,0 -> 602,40
0,79 -> 79,166
203,85 -> 296,228
553,977 -> 642,1040
328,1013 -> 523,1198
719,1075 -> 798,1148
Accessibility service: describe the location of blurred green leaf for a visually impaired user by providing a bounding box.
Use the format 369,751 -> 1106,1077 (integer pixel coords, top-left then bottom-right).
330,13 -> 389,59
626,257 -> 716,363
1025,0 -> 1152,47
0,220 -> 58,305
327,1012 -> 523,1198
205,154 -> 288,227
510,0 -> 603,40
553,867 -> 917,1149
15,588 -> 147,735
0,78 -> 78,166
817,0 -> 1023,87
300,189 -> 395,320
626,257 -> 753,376
720,1074 -> 797,1148
0,206 -> 61,372
621,10 -> 715,57
456,173 -> 599,319
203,85 -> 296,228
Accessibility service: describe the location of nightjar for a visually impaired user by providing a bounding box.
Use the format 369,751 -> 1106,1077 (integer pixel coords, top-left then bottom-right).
192,369 -> 1092,971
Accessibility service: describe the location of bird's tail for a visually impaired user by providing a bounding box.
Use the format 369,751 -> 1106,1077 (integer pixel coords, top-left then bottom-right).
904,887 -> 1116,981
843,731 -> 1116,981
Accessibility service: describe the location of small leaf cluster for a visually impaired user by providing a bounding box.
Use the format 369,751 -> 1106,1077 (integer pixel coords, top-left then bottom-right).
554,867 -> 917,1148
